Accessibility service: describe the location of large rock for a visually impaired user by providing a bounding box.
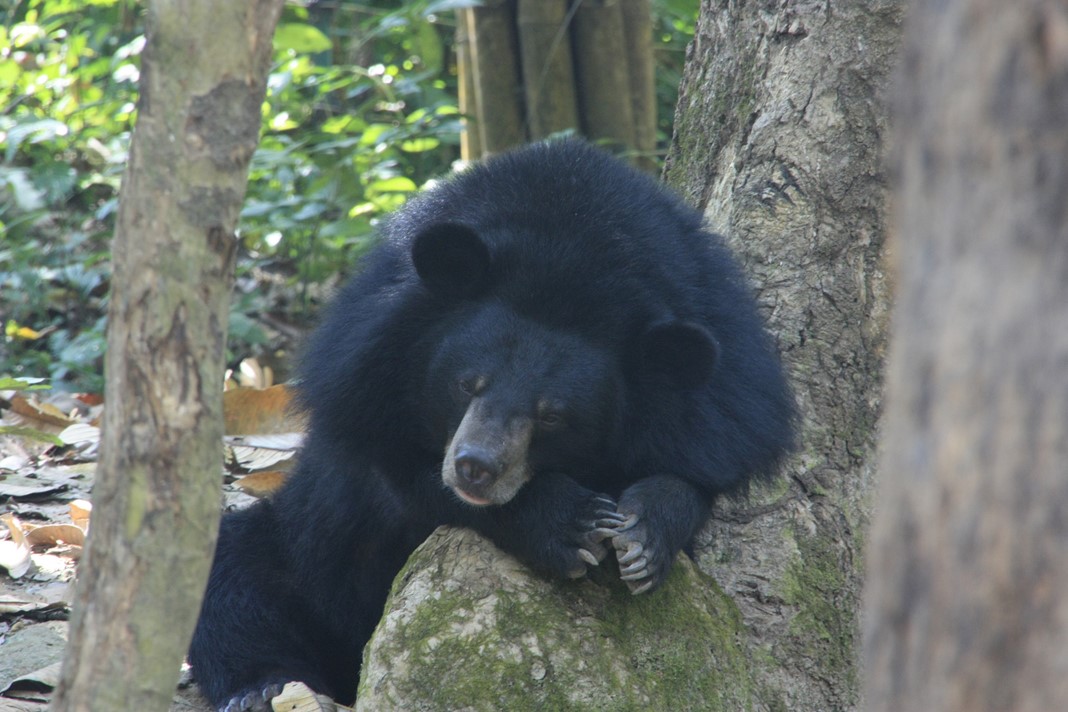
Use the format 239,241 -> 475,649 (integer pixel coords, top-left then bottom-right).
356,527 -> 755,711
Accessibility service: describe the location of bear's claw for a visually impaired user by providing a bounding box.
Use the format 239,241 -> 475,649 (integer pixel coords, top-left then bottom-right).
609,513 -> 668,595
218,682 -> 285,712
566,494 -> 625,577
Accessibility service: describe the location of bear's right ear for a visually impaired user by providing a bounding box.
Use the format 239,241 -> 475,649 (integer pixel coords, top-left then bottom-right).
411,223 -> 491,299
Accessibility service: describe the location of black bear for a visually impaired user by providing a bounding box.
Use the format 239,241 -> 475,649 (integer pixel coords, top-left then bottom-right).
189,139 -> 796,711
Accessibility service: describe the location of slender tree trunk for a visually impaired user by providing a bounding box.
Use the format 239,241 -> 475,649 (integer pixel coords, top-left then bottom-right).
51,2 -> 283,710
571,0 -> 635,149
457,0 -> 656,164
664,1 -> 904,708
455,9 -> 482,160
516,0 -> 579,139
864,2 -> 1068,710
620,0 -> 656,169
465,1 -> 525,154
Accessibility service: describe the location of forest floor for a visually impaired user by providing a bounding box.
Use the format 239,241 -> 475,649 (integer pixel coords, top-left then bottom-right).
0,376 -> 306,711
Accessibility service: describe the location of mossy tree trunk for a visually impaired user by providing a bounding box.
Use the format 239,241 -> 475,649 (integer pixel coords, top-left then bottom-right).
51,1 -> 283,710
864,2 -> 1068,710
664,1 -> 904,708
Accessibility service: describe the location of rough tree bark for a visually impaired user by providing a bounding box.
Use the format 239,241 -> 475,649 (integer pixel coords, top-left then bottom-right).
664,1 -> 903,708
51,2 -> 283,710
864,2 -> 1068,710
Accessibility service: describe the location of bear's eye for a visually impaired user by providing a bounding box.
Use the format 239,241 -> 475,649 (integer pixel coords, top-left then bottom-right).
538,412 -> 564,430
457,377 -> 480,396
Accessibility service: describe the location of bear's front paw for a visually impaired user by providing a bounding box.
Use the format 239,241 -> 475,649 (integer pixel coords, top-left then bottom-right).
610,509 -> 673,595
217,681 -> 286,712
563,495 -> 629,579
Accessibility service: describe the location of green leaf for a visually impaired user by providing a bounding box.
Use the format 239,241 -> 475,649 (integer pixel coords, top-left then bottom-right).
369,176 -> 417,193
0,167 -> 45,212
273,23 -> 333,54
413,20 -> 443,75
400,137 -> 440,153
0,426 -> 64,446
32,160 -> 78,204
4,119 -> 69,162
321,116 -> 354,134
0,376 -> 50,391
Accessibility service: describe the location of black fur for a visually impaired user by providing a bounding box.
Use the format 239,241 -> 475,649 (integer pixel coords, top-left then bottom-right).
189,139 -> 796,709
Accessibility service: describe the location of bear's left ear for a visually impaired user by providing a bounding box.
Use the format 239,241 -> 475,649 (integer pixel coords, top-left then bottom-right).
639,321 -> 719,388
411,223 -> 491,299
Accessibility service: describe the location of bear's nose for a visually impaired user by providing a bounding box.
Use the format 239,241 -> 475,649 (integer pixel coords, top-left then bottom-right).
454,447 -> 498,488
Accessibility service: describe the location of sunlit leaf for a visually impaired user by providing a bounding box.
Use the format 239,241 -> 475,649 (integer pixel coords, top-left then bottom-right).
321,116 -> 354,134
369,176 -> 417,193
400,137 -> 440,153
0,376 -> 49,391
273,23 -> 332,54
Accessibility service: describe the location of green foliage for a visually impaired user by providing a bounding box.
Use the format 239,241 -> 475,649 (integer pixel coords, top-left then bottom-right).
1,0 -> 462,389
241,1 -> 463,291
1,0 -> 697,391
0,0 -> 132,391
652,0 -> 700,144
0,375 -> 49,391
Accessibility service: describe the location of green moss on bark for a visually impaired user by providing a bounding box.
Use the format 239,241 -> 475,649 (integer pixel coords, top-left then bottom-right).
358,530 -> 760,711
780,526 -> 859,700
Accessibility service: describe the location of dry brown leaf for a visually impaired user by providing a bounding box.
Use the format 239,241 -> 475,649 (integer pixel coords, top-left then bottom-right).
25,524 -> 85,548
2,661 -> 62,701
9,396 -> 79,429
223,385 -> 306,435
2,512 -> 28,546
233,471 -> 289,497
69,500 -> 91,533
74,393 -> 104,407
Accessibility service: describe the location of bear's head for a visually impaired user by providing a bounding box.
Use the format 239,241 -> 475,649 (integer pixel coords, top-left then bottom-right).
413,223 -> 719,505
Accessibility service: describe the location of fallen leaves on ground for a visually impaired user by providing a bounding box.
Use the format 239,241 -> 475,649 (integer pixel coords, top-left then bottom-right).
0,370 -> 312,711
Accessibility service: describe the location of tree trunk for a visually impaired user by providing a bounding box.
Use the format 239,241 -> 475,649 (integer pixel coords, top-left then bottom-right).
516,0 -> 579,139
455,8 -> 483,160
457,0 -> 656,164
664,1 -> 903,708
571,0 -> 635,150
51,2 -> 283,710
863,2 -> 1068,710
464,1 -> 526,154
620,0 -> 656,169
